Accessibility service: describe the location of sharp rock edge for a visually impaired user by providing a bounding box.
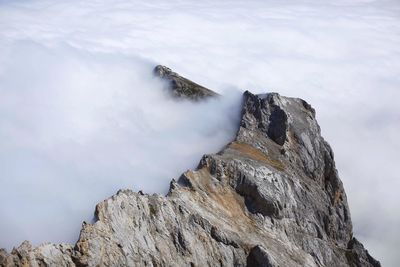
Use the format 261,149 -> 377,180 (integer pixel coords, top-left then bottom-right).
0,66 -> 380,267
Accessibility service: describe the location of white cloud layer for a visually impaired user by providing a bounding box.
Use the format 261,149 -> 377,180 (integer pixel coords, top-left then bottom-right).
0,0 -> 399,266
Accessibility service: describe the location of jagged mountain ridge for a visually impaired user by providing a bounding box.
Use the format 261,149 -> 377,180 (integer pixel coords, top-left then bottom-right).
0,66 -> 380,267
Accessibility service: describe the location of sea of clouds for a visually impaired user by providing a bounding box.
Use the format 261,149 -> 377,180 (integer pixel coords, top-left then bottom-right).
0,0 -> 399,266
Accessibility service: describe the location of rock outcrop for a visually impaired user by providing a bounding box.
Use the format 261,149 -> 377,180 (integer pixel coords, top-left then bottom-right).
0,67 -> 380,267
154,65 -> 218,100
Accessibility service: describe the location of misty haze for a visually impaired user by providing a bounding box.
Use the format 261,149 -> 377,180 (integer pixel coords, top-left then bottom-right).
0,0 -> 399,266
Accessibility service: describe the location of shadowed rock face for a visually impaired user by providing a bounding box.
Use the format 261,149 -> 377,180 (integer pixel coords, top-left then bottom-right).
246,245 -> 277,267
0,67 -> 380,267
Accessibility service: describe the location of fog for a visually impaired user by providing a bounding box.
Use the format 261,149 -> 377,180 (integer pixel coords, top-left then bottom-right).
0,0 -> 399,266
0,41 -> 242,249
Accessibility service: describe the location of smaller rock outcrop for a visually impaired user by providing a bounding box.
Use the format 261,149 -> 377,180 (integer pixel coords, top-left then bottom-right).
154,65 -> 218,100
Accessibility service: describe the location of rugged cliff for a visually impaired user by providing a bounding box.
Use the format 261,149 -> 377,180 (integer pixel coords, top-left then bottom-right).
0,66 -> 380,267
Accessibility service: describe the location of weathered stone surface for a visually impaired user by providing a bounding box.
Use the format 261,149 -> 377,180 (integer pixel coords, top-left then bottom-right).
0,68 -> 380,267
153,65 -> 218,100
0,241 -> 75,267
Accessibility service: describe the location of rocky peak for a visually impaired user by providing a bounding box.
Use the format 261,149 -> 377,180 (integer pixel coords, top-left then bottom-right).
154,65 -> 218,100
235,91 -> 352,245
0,67 -> 380,267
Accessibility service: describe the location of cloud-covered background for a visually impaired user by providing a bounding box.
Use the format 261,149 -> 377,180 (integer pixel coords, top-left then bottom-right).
0,0 -> 399,265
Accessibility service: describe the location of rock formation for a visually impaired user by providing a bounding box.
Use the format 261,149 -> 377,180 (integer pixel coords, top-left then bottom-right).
153,65 -> 218,100
0,66 -> 380,267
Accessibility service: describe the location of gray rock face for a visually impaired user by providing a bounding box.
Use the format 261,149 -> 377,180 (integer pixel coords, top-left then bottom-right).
0,69 -> 380,267
153,65 -> 218,100
346,238 -> 382,267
